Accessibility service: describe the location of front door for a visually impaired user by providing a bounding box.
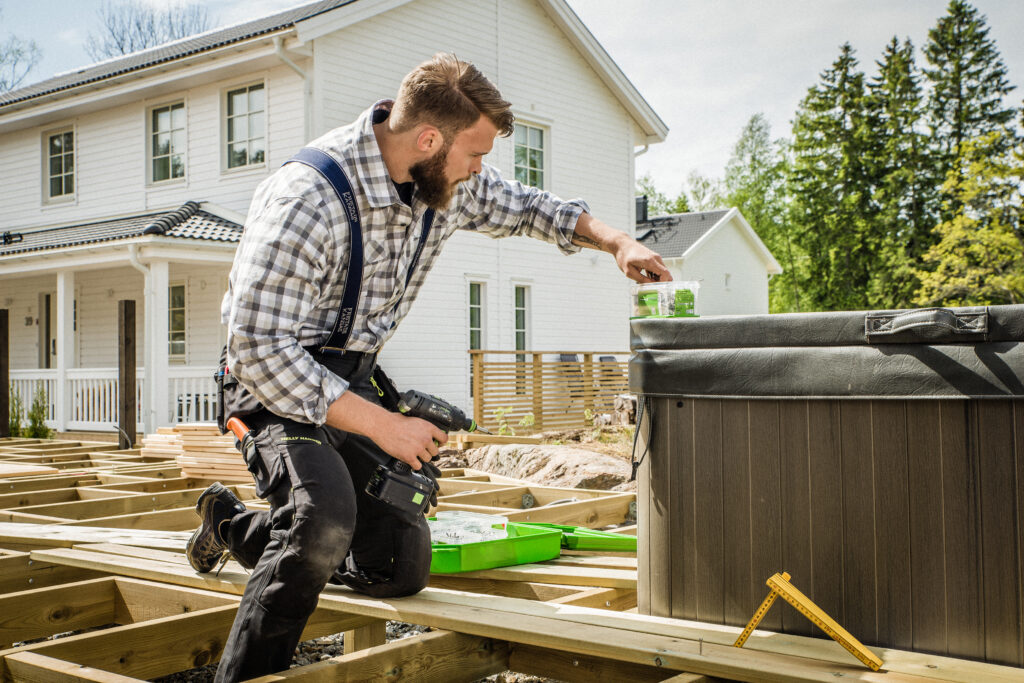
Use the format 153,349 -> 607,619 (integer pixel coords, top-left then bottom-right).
38,292 -> 57,368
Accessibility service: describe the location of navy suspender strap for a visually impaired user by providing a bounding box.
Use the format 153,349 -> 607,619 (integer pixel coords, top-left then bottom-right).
286,147 -> 363,355
406,207 -> 436,287
284,147 -> 436,356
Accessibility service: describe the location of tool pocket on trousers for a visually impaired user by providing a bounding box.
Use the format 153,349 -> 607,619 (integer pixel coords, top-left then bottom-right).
241,429 -> 287,499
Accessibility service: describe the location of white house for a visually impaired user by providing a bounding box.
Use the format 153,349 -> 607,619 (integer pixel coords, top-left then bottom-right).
635,206 -> 783,315
0,0 -> 668,434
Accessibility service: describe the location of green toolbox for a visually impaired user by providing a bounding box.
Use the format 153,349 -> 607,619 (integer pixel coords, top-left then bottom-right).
514,523 -> 638,552
429,521 -> 562,573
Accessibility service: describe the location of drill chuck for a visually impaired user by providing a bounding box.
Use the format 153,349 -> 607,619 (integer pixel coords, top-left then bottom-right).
397,389 -> 478,433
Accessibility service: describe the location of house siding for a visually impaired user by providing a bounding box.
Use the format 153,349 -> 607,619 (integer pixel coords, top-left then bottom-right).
673,218 -> 771,316
2,64 -> 306,230
315,0 -> 636,410
2,0 -> 656,426
3,265 -> 228,372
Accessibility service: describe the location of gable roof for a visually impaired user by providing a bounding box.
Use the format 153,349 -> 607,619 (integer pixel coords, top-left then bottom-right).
638,208 -> 783,274
0,202 -> 241,257
0,0 -> 667,144
0,1 -> 351,108
636,210 -> 731,259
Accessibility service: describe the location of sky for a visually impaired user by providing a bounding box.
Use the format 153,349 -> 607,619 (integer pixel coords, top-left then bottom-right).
3,0 -> 1023,198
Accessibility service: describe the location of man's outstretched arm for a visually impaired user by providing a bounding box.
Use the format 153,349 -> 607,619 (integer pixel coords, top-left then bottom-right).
572,212 -> 672,284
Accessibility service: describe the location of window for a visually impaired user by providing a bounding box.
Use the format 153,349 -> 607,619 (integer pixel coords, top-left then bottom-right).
226,83 -> 265,169
469,283 -> 484,351
469,282 -> 484,397
45,129 -> 75,199
514,285 -> 529,361
151,102 -> 186,182
514,123 -> 545,189
169,284 -> 186,360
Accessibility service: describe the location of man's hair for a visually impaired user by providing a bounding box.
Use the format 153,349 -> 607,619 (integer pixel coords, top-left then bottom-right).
390,53 -> 515,141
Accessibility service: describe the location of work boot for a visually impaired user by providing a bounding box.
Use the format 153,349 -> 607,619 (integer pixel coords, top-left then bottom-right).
186,482 -> 245,573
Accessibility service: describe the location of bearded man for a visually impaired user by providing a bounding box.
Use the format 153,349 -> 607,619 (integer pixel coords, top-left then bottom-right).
185,53 -> 670,682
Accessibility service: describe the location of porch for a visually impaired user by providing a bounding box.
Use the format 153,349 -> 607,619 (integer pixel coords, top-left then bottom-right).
9,366 -> 217,434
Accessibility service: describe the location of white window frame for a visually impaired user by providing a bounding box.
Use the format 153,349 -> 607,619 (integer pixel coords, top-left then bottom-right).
468,281 -> 486,351
513,284 -> 531,357
222,81 -> 267,173
168,282 -> 187,363
513,122 -> 547,190
42,126 -> 76,204
148,100 -> 187,185
468,279 -> 487,398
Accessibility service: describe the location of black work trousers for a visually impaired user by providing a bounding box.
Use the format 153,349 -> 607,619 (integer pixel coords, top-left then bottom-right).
213,351 -> 431,683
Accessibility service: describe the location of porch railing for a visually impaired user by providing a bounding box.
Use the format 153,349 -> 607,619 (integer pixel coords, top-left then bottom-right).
67,368 -> 145,431
470,350 -> 629,433
8,366 -> 217,432
9,370 -> 58,424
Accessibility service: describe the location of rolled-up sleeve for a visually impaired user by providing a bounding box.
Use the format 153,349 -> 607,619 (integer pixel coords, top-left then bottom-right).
453,164 -> 589,254
226,196 -> 349,425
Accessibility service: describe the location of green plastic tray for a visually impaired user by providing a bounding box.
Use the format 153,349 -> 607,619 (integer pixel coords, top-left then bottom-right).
514,523 -> 638,552
429,522 -> 562,574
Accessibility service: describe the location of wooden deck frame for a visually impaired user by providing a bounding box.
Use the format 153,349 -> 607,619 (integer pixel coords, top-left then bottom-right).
9,543 -> 1023,682
2,441 -> 1023,683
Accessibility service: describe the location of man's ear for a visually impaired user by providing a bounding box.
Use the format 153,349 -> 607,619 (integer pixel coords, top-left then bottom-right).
415,126 -> 443,153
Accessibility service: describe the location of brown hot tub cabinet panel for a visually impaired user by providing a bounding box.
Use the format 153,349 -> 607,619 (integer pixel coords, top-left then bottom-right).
630,305 -> 1024,667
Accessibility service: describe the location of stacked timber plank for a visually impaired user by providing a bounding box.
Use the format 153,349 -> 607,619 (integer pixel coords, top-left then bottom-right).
172,423 -> 250,482
138,428 -> 183,459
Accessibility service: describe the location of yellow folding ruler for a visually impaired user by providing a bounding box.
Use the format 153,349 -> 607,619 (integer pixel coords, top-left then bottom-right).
733,572 -> 884,672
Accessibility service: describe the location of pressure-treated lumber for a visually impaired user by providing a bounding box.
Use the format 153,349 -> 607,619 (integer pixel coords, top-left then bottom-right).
0,464 -> 60,479
26,546 -> 984,683
342,620 -> 386,654
507,642 -> 692,683
0,601 -> 375,681
4,651 -> 142,683
0,553 -> 105,594
0,523 -> 189,551
248,630 -> 510,683
0,578 -> 116,648
546,586 -> 637,611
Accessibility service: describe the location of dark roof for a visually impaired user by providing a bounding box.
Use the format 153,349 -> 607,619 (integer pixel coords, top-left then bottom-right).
0,1 -> 352,108
0,201 -> 242,256
635,209 -> 730,259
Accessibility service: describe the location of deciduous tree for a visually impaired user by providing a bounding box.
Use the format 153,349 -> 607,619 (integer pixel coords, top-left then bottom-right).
86,1 -> 213,60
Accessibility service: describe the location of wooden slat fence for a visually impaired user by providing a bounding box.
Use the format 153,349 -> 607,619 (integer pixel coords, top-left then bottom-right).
471,350 -> 629,433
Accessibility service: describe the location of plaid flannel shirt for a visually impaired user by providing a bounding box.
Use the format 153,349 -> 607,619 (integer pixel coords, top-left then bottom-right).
222,100 -> 588,425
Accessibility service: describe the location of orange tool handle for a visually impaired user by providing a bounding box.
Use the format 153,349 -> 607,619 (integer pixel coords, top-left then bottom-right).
226,416 -> 250,442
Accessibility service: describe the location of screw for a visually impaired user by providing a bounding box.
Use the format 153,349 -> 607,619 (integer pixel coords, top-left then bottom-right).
572,660 -> 579,667
654,656 -> 663,667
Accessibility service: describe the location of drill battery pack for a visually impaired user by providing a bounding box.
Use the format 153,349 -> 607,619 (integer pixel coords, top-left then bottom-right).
365,463 -> 436,517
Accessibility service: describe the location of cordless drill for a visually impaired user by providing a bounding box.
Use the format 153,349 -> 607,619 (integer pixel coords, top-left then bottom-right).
364,390 -> 489,516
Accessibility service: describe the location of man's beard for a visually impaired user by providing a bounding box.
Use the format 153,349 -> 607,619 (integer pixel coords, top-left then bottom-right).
409,142 -> 457,210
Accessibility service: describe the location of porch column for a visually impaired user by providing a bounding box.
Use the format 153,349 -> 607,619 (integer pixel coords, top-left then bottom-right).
55,270 -> 74,432
149,260 -> 170,429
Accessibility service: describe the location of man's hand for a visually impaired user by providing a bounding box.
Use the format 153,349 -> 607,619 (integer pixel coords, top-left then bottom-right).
611,238 -> 672,284
373,412 -> 448,470
325,391 -> 447,470
572,213 -> 672,283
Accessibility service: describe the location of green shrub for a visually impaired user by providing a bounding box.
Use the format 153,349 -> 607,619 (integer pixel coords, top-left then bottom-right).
25,385 -> 53,439
8,388 -> 24,437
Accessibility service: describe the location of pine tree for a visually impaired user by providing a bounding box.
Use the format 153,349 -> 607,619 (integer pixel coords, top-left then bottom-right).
789,43 -> 874,311
723,114 -> 802,311
923,0 -> 1019,218
915,131 -> 1024,305
864,37 -> 930,308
